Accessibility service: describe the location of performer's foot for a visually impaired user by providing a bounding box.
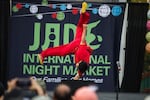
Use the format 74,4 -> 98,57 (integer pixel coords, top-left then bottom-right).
38,54 -> 43,65
73,73 -> 81,80
81,2 -> 87,14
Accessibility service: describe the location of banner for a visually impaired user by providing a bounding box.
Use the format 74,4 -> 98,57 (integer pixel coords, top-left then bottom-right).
7,1 -> 125,92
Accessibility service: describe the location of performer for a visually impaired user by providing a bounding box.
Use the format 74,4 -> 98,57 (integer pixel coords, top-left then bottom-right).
38,2 -> 93,80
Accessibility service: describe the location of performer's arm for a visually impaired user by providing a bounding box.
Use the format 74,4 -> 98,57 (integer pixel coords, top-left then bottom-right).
80,24 -> 87,45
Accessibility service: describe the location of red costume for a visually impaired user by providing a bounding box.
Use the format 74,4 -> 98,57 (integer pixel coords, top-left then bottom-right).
40,12 -> 92,65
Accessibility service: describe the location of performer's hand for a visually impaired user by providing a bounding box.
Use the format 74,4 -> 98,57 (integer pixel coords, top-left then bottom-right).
73,73 -> 80,80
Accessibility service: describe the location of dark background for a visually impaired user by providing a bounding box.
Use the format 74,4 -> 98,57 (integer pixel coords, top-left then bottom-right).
0,0 -> 149,93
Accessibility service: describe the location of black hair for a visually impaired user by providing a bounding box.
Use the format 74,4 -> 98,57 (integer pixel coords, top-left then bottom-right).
78,61 -> 89,73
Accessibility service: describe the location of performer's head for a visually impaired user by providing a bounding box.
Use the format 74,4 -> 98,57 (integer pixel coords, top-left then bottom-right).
76,61 -> 89,74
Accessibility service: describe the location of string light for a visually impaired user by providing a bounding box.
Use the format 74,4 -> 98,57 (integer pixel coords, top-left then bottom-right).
36,14 -> 43,20
29,5 -> 38,14
12,5 -> 19,12
112,5 -> 122,16
92,8 -> 98,14
12,2 -> 123,20
60,4 -> 66,11
57,12 -> 65,21
98,4 -> 111,17
24,3 -> 30,8
42,0 -> 48,6
16,3 -> 23,9
67,4 -> 72,9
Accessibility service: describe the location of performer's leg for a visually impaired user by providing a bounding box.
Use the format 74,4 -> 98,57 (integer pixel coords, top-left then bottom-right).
75,12 -> 90,40
77,12 -> 90,27
38,39 -> 80,64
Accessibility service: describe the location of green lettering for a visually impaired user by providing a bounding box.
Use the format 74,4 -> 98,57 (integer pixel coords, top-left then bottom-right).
64,56 -> 71,63
36,65 -> 44,75
90,55 -> 97,64
63,24 -> 76,44
48,56 -> 55,63
29,22 -> 41,51
98,55 -> 105,64
26,53 -> 35,63
42,23 -> 60,50
44,65 -> 53,74
23,53 -> 26,63
89,66 -> 96,75
53,65 -> 60,75
104,56 -> 111,64
86,20 -> 101,50
104,66 -> 111,76
86,66 -> 111,76
23,64 -> 33,74
63,65 -> 74,75
97,66 -> 103,76
56,56 -> 63,63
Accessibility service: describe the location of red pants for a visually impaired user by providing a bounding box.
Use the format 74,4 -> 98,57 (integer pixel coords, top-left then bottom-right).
40,12 -> 90,63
